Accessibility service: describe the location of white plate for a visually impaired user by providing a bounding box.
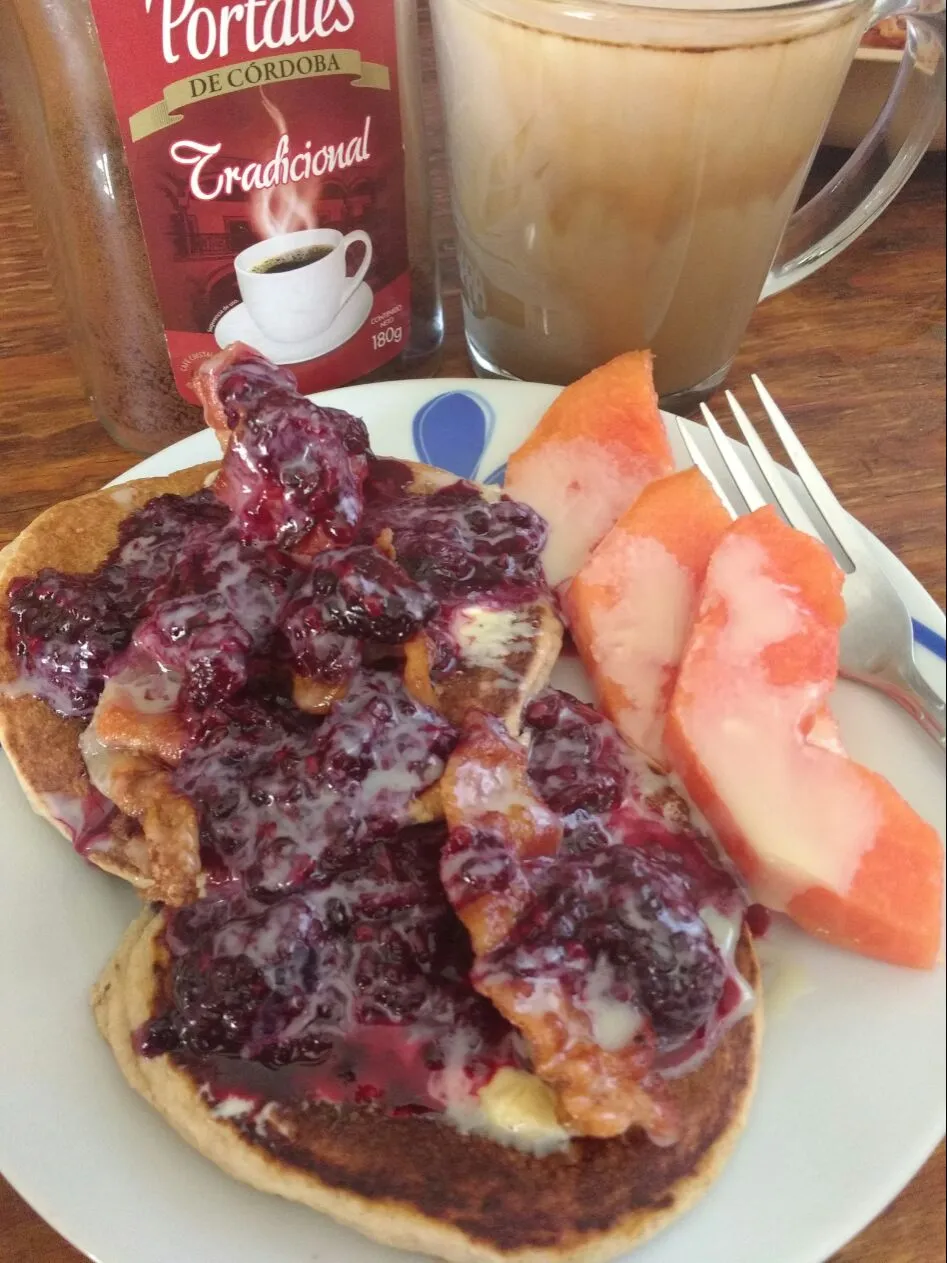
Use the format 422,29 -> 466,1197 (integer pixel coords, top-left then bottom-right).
1,378 -> 944,1263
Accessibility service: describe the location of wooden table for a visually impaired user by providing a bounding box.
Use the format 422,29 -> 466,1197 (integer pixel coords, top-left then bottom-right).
0,13 -> 944,1262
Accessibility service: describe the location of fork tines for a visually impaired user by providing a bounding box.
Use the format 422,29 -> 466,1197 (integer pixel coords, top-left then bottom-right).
681,379 -> 856,570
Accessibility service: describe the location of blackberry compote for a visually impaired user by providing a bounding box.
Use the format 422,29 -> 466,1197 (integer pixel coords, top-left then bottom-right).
6,491 -> 231,717
441,690 -> 752,1142
361,471 -> 550,683
207,354 -> 370,552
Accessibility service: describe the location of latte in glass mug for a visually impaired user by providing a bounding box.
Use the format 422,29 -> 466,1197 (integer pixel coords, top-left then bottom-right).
432,0 -> 908,402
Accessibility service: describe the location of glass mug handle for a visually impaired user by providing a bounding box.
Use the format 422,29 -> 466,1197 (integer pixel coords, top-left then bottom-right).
764,0 -> 946,296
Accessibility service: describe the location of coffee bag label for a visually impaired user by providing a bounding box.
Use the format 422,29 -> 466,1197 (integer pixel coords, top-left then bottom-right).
86,0 -> 411,400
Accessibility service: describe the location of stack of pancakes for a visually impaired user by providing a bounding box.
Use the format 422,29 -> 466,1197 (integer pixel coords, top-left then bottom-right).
0,348 -> 760,1263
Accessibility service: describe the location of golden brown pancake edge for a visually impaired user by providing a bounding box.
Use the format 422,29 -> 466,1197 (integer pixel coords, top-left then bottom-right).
0,466 -> 219,882
93,908 -> 761,1263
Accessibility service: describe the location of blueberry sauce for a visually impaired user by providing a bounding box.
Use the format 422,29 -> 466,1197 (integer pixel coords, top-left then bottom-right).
140,821 -> 518,1114
204,349 -> 297,434
129,658 -> 522,1117
525,690 -> 627,819
172,671 -> 457,897
362,475 -> 548,607
8,446 -> 545,720
745,903 -> 772,938
132,527 -> 297,713
8,499 -> 437,722
44,785 -> 122,857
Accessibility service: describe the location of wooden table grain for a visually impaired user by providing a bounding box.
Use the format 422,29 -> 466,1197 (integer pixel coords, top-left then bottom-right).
0,12 -> 944,1262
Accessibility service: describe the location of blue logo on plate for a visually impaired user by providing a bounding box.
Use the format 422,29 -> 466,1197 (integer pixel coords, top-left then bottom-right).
412,390 -> 506,486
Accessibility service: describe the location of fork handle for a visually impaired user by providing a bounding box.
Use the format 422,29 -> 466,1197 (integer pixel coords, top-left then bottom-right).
843,660 -> 947,752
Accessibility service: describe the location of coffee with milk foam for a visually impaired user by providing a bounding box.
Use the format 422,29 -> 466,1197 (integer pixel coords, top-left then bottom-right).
433,0 -> 865,396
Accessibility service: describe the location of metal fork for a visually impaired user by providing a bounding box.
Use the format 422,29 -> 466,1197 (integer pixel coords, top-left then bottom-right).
677,376 -> 946,750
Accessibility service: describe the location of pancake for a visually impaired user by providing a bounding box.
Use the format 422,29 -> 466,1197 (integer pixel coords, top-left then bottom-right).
0,466 -> 218,887
0,461 -> 560,898
93,907 -> 761,1263
397,463 -> 562,732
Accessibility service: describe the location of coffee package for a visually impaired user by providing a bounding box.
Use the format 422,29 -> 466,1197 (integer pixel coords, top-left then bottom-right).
0,0 -> 442,452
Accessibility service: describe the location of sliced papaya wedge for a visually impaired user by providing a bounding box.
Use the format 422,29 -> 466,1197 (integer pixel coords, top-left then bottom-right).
504,351 -> 674,586
564,467 -> 731,766
665,508 -> 943,969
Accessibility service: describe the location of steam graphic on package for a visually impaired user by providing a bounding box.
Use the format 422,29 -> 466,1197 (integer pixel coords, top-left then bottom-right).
208,93 -> 376,365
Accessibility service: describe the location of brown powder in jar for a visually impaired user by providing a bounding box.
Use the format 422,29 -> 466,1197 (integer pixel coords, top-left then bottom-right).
0,0 -> 203,452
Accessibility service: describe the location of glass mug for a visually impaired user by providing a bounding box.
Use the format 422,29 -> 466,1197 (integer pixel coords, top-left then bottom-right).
431,0 -> 946,406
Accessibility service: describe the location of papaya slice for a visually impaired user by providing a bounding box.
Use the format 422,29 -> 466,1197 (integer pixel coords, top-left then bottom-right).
563,468 -> 731,766
504,352 -> 674,587
665,507 -> 943,969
